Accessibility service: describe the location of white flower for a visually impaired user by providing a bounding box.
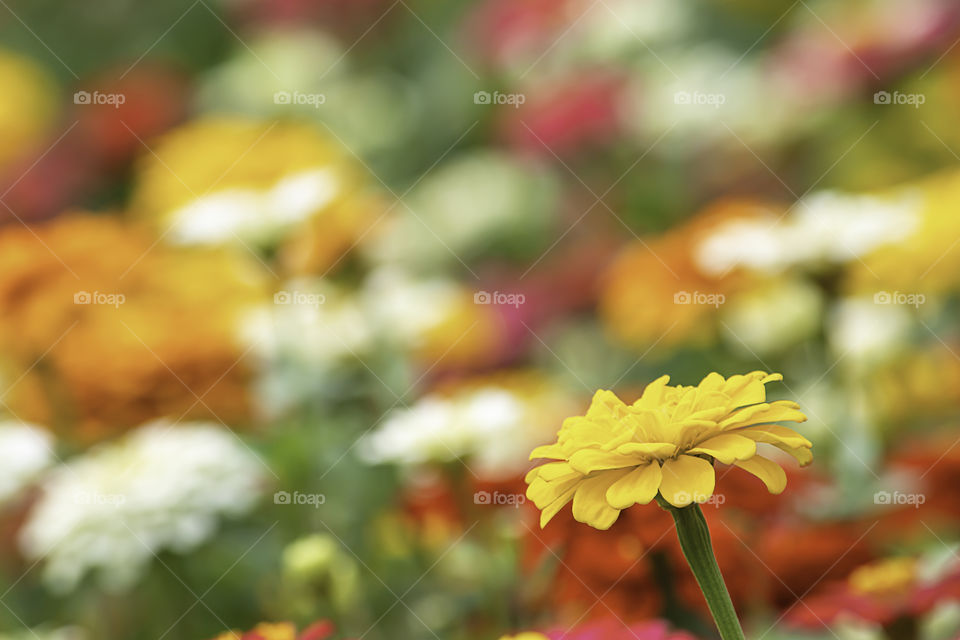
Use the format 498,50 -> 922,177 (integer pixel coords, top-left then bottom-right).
365,151 -> 558,267
695,191 -> 919,275
19,422 -> 265,593
631,46 -> 795,146
245,278 -> 370,368
828,297 -> 913,365
0,421 -> 53,503
242,278 -> 371,415
721,279 -> 823,356
360,383 -> 567,478
358,267 -> 463,347
168,167 -> 341,246
559,0 -> 690,65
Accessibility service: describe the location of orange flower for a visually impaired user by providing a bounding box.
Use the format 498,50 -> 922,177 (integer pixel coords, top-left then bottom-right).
0,214 -> 266,440
599,199 -> 773,351
521,494 -> 763,623
755,520 -> 877,611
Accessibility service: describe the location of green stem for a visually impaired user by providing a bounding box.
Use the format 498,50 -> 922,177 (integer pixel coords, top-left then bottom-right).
661,500 -> 745,640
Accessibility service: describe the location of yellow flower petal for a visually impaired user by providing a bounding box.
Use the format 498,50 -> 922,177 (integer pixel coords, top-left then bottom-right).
533,461 -> 578,482
734,424 -> 812,448
688,433 -> 757,464
586,389 -> 629,419
539,484 -> 578,528
571,471 -> 626,530
613,442 -> 677,457
633,374 -> 671,408
719,400 -> 806,430
605,462 -> 662,509
734,456 -> 787,494
732,425 -> 813,466
720,371 -> 774,406
780,445 -> 813,466
568,449 -> 645,474
527,476 -> 579,509
529,443 -> 565,461
659,455 -> 716,507
697,371 -> 726,392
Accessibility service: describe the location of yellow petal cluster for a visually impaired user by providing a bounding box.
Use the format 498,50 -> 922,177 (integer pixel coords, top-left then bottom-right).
526,371 -> 810,530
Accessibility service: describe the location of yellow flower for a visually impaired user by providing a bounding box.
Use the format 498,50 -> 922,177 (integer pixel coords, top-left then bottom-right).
526,371 -> 810,530
848,557 -> 917,597
131,117 -> 376,273
0,49 -> 57,172
213,623 -> 296,640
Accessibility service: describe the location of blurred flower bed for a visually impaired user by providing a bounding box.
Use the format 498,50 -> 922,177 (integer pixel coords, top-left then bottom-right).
0,0 -> 959,638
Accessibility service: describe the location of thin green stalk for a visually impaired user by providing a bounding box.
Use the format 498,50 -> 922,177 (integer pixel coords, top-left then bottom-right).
660,499 -> 745,640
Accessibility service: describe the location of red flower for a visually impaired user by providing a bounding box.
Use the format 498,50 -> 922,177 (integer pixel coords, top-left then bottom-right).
500,73 -> 626,157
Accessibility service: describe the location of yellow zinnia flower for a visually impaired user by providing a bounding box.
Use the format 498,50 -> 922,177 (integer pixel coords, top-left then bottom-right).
526,371 -> 810,530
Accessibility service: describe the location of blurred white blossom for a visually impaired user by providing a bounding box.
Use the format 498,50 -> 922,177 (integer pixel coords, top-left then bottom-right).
365,151 -> 558,267
359,382 -> 569,478
721,279 -> 823,356
168,167 -> 341,246
0,421 -> 53,503
20,422 -> 265,592
828,297 -> 913,365
695,191 -> 919,275
358,267 -> 464,348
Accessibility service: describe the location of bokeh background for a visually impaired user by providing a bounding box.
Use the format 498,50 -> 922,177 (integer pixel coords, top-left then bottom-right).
0,0 -> 960,638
